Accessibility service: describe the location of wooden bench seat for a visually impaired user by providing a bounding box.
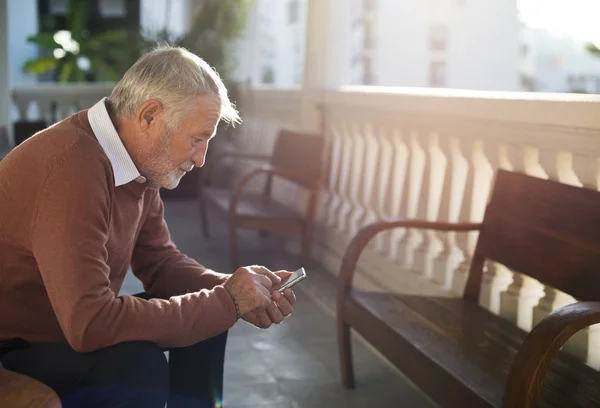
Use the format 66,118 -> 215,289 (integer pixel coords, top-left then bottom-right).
0,369 -> 61,408
337,170 -> 600,407
344,292 -> 600,408
202,188 -> 305,223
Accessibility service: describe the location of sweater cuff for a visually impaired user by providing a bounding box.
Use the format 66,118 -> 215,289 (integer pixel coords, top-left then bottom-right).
213,285 -> 239,327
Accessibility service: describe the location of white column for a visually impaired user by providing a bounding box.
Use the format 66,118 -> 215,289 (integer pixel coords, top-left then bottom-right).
0,0 -> 11,147
301,0 -> 352,132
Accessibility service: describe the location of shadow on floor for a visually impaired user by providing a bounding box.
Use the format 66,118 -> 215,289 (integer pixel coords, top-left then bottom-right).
121,199 -> 437,408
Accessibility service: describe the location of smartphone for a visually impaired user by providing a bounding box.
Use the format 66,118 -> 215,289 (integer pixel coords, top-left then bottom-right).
276,267 -> 307,293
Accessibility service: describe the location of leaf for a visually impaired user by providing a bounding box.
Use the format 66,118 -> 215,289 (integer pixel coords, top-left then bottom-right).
88,30 -> 129,46
73,67 -> 86,82
22,57 -> 58,75
26,33 -> 61,50
88,56 -> 121,81
67,0 -> 90,41
58,61 -> 74,83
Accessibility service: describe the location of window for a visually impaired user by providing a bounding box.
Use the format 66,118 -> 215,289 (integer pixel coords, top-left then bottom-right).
430,23 -> 447,52
429,60 -> 446,87
288,0 -> 299,24
261,66 -> 275,84
99,0 -> 126,18
364,24 -> 375,50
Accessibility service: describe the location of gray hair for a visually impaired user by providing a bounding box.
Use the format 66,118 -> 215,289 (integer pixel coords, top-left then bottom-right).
108,45 -> 241,129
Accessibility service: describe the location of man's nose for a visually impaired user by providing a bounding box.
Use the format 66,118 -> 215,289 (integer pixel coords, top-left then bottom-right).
191,147 -> 208,167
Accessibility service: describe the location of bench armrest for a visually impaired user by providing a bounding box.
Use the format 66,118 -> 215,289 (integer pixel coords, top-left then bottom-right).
0,369 -> 61,408
337,218 -> 481,297
229,165 -> 317,215
502,301 -> 600,408
204,151 -> 272,186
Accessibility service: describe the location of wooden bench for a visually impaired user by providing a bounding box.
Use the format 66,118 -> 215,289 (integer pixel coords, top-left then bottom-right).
0,369 -> 61,407
337,170 -> 600,407
200,129 -> 325,269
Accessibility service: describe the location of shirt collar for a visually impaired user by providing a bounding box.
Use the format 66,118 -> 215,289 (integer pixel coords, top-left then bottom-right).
87,98 -> 146,187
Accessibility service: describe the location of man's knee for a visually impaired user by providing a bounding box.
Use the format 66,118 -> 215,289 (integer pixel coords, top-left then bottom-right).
64,341 -> 168,408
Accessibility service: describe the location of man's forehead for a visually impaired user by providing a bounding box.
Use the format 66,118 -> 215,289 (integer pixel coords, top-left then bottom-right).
183,96 -> 221,126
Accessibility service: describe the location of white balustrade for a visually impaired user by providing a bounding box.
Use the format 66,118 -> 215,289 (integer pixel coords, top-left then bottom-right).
11,83 -> 115,124
235,85 -> 600,367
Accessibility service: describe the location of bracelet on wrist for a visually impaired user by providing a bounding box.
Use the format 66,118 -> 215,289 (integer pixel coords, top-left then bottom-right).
225,287 -> 241,319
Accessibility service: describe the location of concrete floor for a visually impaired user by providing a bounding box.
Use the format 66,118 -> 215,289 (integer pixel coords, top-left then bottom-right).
120,199 -> 437,408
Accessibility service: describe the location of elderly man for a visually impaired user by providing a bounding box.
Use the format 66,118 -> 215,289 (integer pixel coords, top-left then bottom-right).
0,46 -> 296,408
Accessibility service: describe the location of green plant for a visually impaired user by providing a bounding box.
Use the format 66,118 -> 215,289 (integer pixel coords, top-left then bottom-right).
22,0 -> 135,82
141,0 -> 252,86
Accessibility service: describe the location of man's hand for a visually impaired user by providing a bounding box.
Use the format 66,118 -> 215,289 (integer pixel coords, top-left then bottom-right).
223,265 -> 282,316
241,271 -> 297,329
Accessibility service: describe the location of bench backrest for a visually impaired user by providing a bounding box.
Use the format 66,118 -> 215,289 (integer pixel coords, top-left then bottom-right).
465,170 -> 600,302
270,129 -> 325,189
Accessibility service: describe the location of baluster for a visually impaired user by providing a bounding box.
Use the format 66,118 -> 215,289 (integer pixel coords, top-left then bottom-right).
13,96 -> 31,122
316,122 -> 338,225
57,100 -> 73,120
387,128 -> 410,262
497,144 -> 545,329
325,120 -> 345,229
369,124 -> 394,253
356,123 -> 380,231
398,129 -> 428,273
449,135 -> 477,294
334,120 -> 354,234
476,139 -> 512,312
419,132 -> 447,281
572,153 -> 600,189
430,134 -> 459,289
532,149 -> 567,332
552,153 -> 600,366
347,122 -> 367,238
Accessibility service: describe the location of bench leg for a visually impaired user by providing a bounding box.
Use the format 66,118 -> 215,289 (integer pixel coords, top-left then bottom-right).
337,318 -> 356,388
199,197 -> 210,239
300,224 -> 314,268
228,220 -> 240,270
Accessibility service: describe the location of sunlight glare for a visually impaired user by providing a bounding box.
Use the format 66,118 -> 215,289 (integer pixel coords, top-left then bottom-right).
518,0 -> 600,45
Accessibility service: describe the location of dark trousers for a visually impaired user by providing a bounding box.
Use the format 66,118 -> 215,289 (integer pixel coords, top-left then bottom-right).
0,293 -> 228,408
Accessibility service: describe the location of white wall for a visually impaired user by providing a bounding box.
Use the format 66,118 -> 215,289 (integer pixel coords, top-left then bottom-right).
374,0 -> 429,87
448,0 -> 519,91
362,0 -> 519,91
140,0 -> 188,37
523,28 -> 600,93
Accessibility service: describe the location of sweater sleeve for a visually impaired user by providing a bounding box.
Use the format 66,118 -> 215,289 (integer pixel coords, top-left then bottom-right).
30,142 -> 237,352
131,189 -> 230,298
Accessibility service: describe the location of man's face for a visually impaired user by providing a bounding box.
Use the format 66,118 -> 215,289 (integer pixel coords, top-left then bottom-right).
137,95 -> 221,190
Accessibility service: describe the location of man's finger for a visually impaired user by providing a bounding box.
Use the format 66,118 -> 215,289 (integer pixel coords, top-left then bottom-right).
257,310 -> 272,329
274,270 -> 293,279
272,291 -> 293,317
251,266 -> 281,285
282,288 -> 296,305
257,274 -> 273,289
256,291 -> 271,310
266,301 -> 285,324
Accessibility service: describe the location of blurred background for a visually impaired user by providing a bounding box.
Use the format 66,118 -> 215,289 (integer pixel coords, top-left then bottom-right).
2,1 -> 600,407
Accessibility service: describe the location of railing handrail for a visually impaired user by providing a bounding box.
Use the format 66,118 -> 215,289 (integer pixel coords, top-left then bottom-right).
11,82 -> 115,99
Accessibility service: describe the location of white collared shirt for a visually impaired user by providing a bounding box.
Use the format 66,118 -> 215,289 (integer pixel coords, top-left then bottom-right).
88,98 -> 146,187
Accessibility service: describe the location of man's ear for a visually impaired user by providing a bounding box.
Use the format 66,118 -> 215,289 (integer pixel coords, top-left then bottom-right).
136,99 -> 162,132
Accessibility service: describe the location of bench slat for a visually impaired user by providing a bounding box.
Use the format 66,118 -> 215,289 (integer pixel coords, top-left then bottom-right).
203,187 -> 305,222
346,291 -> 600,408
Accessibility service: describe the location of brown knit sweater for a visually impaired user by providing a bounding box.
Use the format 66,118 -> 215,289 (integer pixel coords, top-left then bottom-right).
0,111 -> 237,352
